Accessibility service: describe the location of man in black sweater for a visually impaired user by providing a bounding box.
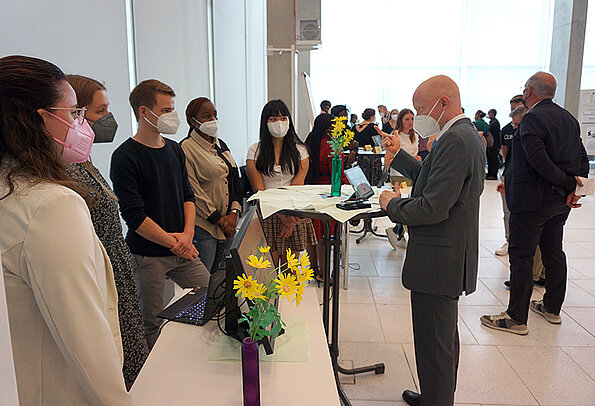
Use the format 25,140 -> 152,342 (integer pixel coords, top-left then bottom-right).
482,72 -> 589,335
111,79 -> 210,349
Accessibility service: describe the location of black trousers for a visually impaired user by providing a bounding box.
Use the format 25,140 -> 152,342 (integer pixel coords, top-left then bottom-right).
411,291 -> 459,406
486,147 -> 500,177
507,192 -> 570,324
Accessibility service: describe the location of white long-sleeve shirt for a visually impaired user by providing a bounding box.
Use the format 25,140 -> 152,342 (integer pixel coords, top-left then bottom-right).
0,179 -> 133,406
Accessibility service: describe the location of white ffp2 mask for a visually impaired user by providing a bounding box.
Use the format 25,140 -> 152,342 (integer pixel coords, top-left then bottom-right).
145,109 -> 180,134
413,99 -> 445,139
194,118 -> 218,137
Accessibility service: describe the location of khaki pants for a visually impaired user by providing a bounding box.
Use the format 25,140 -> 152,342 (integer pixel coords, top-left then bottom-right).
533,246 -> 546,281
131,255 -> 210,349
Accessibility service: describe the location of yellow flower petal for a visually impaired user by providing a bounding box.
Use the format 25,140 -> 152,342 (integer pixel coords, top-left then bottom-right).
234,273 -> 260,300
275,273 -> 299,302
258,245 -> 271,253
295,283 -> 305,306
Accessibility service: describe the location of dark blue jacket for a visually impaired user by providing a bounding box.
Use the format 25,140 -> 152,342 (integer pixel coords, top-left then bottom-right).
505,99 -> 589,213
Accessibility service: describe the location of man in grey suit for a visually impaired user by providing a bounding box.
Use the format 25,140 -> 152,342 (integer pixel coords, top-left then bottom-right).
379,75 -> 486,406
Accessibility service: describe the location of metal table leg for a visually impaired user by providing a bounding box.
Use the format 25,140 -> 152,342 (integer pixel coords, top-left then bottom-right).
342,222 -> 349,290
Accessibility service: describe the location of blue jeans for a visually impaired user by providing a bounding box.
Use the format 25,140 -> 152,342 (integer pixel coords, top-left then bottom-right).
193,225 -> 232,274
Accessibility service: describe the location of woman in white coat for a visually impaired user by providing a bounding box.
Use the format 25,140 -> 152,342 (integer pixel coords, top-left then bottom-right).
0,55 -> 133,405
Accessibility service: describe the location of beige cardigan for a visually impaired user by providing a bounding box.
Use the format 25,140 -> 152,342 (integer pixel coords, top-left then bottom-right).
0,180 -> 133,405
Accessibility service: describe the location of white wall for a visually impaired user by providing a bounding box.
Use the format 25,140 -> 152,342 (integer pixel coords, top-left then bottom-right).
213,0 -> 267,165
245,0 -> 269,159
133,0 -> 211,141
1,0 -> 267,179
0,0 -> 133,181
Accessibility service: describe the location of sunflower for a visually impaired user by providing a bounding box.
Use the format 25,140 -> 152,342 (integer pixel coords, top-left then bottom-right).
299,252 -> 310,269
296,266 -> 314,284
246,254 -> 272,269
251,282 -> 268,301
285,248 -> 299,270
275,273 -> 299,302
233,273 -> 261,300
258,245 -> 271,254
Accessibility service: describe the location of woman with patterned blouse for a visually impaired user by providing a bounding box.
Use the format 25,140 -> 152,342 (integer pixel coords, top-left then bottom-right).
65,74 -> 148,388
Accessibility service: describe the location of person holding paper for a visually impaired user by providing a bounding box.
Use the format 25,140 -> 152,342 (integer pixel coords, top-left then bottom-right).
379,75 -> 485,406
481,72 -> 589,334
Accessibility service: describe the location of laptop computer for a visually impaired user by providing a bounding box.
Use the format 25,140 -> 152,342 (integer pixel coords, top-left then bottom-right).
156,268 -> 226,326
344,165 -> 374,200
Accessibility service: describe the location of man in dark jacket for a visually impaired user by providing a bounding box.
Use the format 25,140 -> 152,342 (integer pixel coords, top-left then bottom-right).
486,108 -> 501,179
380,75 -> 485,406
481,72 -> 589,334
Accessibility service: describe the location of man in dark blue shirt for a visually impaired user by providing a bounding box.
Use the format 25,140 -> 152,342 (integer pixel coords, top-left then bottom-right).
111,79 -> 210,349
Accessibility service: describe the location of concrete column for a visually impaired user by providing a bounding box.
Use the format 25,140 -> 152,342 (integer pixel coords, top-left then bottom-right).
267,0 -> 295,113
549,0 -> 588,116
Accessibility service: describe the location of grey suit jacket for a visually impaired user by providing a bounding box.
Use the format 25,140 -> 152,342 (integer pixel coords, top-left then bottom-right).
386,118 -> 486,297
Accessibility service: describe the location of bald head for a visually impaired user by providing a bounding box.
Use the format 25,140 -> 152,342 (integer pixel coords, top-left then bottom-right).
412,75 -> 463,128
526,72 -> 556,99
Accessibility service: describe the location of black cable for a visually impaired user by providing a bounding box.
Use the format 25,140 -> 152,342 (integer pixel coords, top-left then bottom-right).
213,298 -> 247,321
158,319 -> 172,335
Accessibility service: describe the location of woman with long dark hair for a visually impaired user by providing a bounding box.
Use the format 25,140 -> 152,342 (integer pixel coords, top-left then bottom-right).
246,100 -> 317,263
65,74 -> 149,388
181,97 -> 242,273
304,113 -> 349,281
0,56 -> 132,405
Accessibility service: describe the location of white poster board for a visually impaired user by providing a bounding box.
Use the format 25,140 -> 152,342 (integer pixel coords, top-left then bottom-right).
0,255 -> 19,405
300,72 -> 318,128
578,89 -> 595,155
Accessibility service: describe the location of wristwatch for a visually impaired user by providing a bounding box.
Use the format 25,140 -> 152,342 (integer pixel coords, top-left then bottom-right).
230,208 -> 241,216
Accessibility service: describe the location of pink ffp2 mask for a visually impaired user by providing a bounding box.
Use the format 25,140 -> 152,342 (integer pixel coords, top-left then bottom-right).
45,111 -> 95,164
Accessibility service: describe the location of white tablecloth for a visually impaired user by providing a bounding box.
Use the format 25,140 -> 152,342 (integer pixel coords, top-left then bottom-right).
247,185 -> 410,224
247,185 -> 381,223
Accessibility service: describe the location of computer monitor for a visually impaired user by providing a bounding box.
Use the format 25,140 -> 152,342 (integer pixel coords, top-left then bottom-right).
344,166 -> 374,200
230,206 -> 276,285
224,205 -> 281,354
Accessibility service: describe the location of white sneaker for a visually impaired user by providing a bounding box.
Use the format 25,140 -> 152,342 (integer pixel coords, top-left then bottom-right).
495,243 -> 508,256
386,227 -> 399,250
386,227 -> 407,249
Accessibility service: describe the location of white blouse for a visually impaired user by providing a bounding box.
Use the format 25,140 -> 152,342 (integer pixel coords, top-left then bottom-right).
390,131 -> 419,178
0,179 -> 132,406
246,142 -> 309,189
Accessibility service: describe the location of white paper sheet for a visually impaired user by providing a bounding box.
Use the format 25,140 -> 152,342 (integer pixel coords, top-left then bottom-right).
576,177 -> 595,195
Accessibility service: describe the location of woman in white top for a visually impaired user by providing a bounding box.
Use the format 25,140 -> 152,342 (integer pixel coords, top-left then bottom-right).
379,108 -> 420,250
246,100 -> 317,264
0,56 -> 132,405
384,108 -> 419,187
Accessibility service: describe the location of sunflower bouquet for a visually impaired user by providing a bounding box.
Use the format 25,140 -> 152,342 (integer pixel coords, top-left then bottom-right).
233,246 -> 313,342
327,116 -> 355,157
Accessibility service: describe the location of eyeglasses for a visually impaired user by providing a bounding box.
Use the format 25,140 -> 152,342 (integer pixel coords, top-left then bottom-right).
48,107 -> 87,124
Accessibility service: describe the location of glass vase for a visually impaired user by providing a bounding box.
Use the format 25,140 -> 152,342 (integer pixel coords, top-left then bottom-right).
241,337 -> 260,406
331,155 -> 342,197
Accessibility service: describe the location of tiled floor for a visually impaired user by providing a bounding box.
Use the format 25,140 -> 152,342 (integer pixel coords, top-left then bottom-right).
319,179 -> 595,406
